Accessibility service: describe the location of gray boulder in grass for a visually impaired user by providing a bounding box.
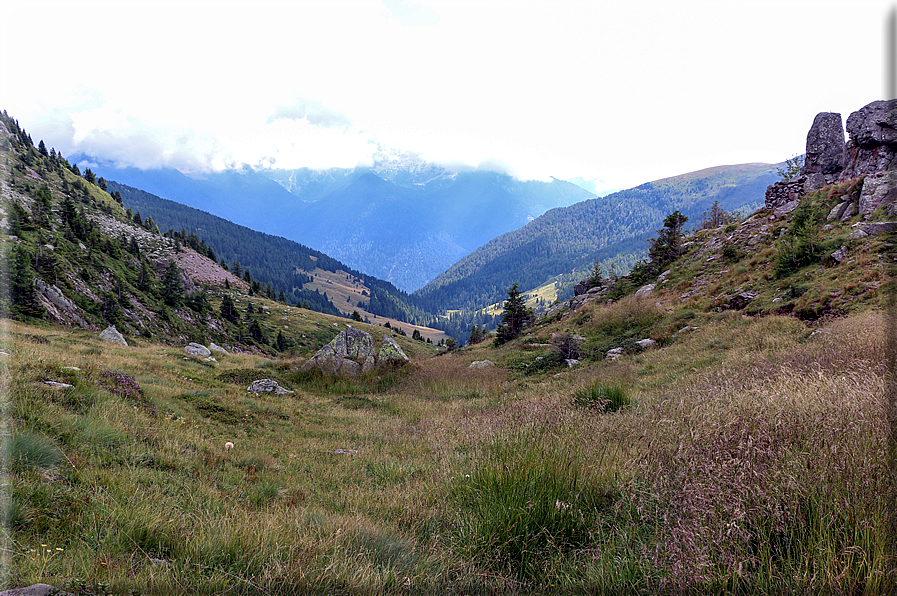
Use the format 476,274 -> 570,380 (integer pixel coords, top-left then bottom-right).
300,327 -> 377,377
185,342 -> 212,357
247,379 -> 294,395
99,325 -> 127,346
379,335 -> 409,363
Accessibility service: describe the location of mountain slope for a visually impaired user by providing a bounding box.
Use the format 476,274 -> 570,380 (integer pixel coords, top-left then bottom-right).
415,162 -> 780,312
0,110 -> 448,349
107,180 -> 437,327
79,158 -> 595,291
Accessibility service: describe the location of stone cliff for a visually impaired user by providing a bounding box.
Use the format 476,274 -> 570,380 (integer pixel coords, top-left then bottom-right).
766,99 -> 897,211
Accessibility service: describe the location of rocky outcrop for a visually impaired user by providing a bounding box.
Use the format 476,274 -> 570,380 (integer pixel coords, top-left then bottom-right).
857,170 -> 897,214
33,278 -> 94,329
801,112 -> 846,190
767,100 -> 897,209
842,99 -> 897,179
99,325 -> 127,346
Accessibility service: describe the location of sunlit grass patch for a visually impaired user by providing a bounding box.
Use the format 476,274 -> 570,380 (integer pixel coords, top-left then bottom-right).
452,430 -> 617,582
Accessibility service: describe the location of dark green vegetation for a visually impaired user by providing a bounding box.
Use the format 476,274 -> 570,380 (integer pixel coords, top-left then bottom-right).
493,283 -> 533,345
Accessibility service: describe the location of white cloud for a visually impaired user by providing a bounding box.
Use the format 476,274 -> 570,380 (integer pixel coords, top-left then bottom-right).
2,0 -> 893,187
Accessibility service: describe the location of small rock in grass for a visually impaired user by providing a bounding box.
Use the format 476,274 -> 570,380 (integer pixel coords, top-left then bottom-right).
42,381 -> 73,389
247,379 -> 295,396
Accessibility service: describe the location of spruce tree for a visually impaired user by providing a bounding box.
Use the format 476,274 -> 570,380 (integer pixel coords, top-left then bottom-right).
220,294 -> 240,324
11,247 -> 44,317
161,260 -> 184,307
494,283 -> 533,345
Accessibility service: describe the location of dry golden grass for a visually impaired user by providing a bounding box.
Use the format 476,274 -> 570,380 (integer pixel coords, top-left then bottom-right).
3,306 -> 893,593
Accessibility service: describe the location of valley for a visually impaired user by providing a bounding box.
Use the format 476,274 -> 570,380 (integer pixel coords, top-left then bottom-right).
1,100 -> 895,594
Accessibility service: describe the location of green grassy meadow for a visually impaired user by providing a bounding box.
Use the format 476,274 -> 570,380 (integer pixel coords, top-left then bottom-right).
2,294 -> 893,594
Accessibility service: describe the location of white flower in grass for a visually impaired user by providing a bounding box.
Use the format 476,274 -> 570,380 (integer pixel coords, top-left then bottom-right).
225,441 -> 234,450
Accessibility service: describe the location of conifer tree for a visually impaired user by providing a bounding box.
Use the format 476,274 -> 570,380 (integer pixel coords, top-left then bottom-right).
11,246 -> 44,318
161,260 -> 184,307
494,283 -> 533,345
220,294 -> 240,324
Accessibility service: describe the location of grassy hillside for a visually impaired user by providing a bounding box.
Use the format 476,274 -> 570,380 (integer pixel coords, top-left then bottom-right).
4,292 -> 890,593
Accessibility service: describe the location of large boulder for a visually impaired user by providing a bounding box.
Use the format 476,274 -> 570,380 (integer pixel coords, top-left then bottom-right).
857,170 -> 897,214
185,342 -> 211,357
842,99 -> 897,178
300,327 -> 377,377
99,325 -> 127,346
801,112 -> 846,188
468,360 -> 495,369
379,335 -> 409,363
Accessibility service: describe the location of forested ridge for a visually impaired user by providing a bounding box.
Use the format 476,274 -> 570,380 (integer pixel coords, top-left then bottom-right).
109,181 -> 434,326
414,163 -> 779,312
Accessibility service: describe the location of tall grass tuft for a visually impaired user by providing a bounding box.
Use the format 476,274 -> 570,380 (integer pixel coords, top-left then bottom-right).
452,431 -> 615,582
572,381 -> 630,412
4,430 -> 63,471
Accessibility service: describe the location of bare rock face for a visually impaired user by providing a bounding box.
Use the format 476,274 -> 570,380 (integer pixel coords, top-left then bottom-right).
857,170 -> 897,214
33,278 -> 94,329
843,99 -> 897,178
801,112 -> 846,188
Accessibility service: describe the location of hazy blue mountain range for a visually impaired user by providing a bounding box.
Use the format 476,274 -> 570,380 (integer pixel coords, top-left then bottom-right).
413,162 -> 782,313
76,155 -> 594,291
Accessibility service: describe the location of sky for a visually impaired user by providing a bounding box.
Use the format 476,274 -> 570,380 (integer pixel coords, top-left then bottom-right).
2,0 -> 894,192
